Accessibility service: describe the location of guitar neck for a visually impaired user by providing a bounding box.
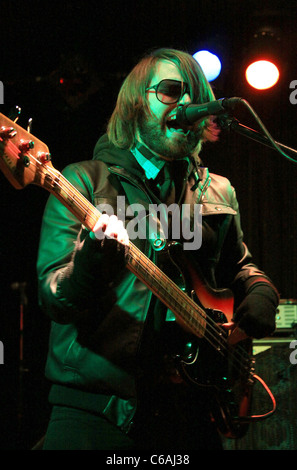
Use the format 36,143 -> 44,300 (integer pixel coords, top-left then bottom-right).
37,165 -> 98,231
0,113 -> 207,337
127,244 -> 207,337
48,168 -> 207,338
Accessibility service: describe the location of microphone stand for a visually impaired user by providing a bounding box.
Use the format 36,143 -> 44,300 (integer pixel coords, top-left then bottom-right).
217,115 -> 297,161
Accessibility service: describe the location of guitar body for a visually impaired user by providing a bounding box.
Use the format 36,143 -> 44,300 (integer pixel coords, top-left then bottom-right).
158,241 -> 253,438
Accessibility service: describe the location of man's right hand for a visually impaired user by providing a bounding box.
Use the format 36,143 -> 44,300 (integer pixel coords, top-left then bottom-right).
90,214 -> 129,246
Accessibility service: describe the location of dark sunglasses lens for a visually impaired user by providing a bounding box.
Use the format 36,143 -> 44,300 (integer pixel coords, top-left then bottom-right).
157,80 -> 183,103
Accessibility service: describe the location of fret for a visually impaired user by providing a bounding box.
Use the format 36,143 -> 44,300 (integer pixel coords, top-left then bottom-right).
49,171 -> 100,231
127,243 -> 207,337
40,164 -> 208,338
0,111 -> 258,439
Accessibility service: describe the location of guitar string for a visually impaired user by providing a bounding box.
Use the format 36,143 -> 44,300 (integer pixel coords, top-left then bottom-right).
25,150 -> 253,375
6,141 -> 101,229
53,166 -> 253,377
132,253 -> 252,376
28,151 -> 253,375
128,243 -> 252,375
9,146 -> 253,376
34,152 -> 248,369
56,173 -> 253,376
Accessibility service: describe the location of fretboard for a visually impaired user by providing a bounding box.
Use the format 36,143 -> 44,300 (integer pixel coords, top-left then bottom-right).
46,166 -> 207,338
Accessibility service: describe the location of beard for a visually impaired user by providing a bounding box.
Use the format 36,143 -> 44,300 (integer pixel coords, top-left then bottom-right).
137,111 -> 202,161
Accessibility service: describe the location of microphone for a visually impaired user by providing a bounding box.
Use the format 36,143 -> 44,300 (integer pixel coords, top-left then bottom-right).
176,97 -> 241,125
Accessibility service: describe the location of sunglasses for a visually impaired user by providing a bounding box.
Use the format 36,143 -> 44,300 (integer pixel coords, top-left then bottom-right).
146,79 -> 190,104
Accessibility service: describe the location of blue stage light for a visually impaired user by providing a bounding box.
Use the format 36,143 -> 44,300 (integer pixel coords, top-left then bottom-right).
193,50 -> 222,81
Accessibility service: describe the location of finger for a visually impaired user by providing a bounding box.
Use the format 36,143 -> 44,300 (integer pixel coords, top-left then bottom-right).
91,215 -> 129,246
105,216 -> 129,246
91,214 -> 111,240
221,321 -> 236,331
227,326 -> 249,345
104,215 -> 123,238
117,230 -> 130,246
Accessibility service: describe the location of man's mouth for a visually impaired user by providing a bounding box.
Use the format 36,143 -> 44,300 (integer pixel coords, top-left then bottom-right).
165,113 -> 190,136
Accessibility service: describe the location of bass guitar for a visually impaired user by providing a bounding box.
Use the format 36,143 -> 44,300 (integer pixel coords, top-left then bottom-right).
0,112 -> 276,438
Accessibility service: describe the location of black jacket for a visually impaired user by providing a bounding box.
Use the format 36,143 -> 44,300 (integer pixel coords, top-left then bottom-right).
37,134 -> 278,432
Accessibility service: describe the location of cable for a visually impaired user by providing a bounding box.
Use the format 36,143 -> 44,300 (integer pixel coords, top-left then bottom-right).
236,373 -> 276,423
232,98 -> 297,164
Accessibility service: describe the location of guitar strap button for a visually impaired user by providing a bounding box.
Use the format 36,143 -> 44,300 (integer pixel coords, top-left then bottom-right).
152,238 -> 166,251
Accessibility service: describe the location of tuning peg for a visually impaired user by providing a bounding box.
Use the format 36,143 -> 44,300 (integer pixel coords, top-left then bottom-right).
27,118 -> 33,133
19,139 -> 34,152
0,126 -> 17,140
8,105 -> 21,123
38,152 -> 51,163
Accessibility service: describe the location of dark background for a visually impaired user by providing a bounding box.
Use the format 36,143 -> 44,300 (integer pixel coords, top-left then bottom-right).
0,0 -> 296,450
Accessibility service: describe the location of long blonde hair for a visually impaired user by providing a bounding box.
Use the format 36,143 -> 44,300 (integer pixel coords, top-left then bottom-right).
107,48 -> 219,149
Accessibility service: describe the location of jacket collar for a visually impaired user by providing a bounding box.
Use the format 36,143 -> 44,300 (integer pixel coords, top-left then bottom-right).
131,144 -> 166,180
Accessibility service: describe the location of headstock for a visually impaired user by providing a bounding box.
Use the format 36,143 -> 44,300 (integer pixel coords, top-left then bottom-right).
0,112 -> 52,190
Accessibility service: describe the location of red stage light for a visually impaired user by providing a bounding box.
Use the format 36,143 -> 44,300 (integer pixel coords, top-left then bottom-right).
245,60 -> 280,90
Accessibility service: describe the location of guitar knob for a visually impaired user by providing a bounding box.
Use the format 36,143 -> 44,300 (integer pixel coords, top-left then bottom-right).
27,118 -> 33,133
38,152 -> 51,163
22,155 -> 30,167
8,105 -> 21,123
19,140 -> 34,152
0,126 -> 17,140
153,238 -> 166,251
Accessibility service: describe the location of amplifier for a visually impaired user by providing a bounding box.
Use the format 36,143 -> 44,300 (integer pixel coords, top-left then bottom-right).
275,299 -> 297,329
223,336 -> 297,450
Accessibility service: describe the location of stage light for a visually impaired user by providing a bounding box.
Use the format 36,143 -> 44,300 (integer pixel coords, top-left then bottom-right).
193,50 -> 221,82
245,60 -> 280,90
244,27 -> 282,90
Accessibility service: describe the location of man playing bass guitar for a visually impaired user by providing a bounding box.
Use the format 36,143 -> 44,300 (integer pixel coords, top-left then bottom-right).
34,48 -> 279,450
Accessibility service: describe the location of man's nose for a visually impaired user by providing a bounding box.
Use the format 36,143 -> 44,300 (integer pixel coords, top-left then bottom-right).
178,91 -> 191,106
